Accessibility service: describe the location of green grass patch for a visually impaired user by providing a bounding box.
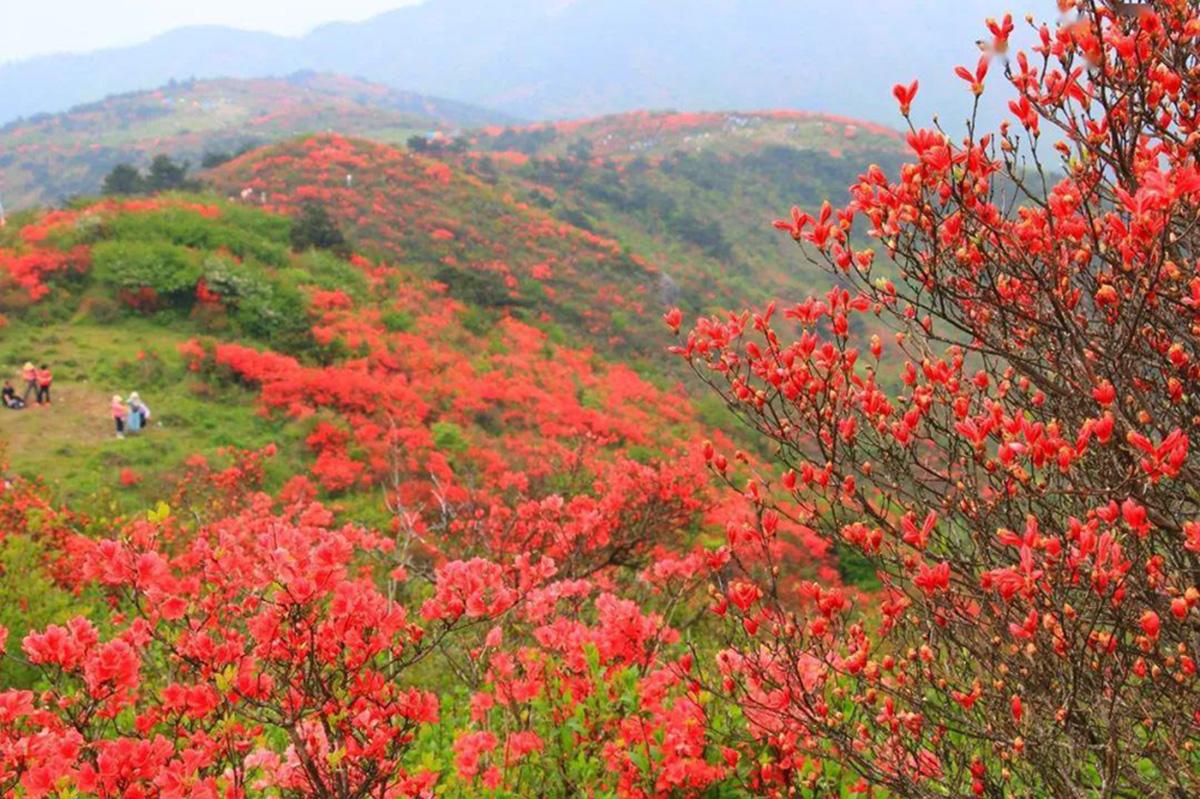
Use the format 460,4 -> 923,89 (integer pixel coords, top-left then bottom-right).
0,318 -> 306,511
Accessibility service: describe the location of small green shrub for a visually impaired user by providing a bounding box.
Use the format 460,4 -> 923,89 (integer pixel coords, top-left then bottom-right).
293,249 -> 369,297
431,421 -> 469,455
290,202 -> 350,257
381,310 -> 414,333
78,293 -> 123,323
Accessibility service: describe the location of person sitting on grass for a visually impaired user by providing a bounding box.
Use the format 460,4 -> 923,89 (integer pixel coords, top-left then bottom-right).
35,364 -> 52,406
111,395 -> 126,439
2,381 -> 24,410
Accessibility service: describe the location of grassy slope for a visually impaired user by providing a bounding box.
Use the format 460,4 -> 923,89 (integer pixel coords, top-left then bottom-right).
0,194 -> 357,505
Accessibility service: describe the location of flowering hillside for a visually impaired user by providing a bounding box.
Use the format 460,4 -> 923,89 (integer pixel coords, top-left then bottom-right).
204,127 -> 910,359
208,134 -> 686,352
475,110 -> 905,161
5,1 -> 1199,796
0,182 -> 842,797
2,90 -> 907,315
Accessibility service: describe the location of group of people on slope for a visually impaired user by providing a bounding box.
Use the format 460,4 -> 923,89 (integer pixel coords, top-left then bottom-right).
2,362 -> 53,410
111,392 -> 151,439
0,361 -> 153,440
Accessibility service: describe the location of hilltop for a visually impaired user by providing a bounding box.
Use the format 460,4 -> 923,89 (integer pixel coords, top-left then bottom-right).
461,110 -> 908,302
206,134 -> 673,352
0,73 -> 512,210
474,110 -> 903,161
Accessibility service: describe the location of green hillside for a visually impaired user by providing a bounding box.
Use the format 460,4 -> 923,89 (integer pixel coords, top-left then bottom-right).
466,111 -> 908,305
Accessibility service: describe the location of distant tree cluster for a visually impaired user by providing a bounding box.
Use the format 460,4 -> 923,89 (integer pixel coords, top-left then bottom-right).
101,155 -> 201,196
289,201 -> 350,258
199,140 -> 264,169
406,134 -> 469,155
482,126 -> 558,155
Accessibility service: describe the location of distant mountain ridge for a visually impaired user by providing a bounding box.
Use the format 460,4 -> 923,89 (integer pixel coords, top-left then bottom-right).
0,73 -> 512,210
0,0 -> 1015,130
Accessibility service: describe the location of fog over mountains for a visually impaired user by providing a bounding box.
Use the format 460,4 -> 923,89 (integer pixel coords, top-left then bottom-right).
0,0 -> 1019,127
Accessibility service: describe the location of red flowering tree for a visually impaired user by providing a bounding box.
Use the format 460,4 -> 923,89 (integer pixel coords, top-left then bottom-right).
677,1 -> 1200,796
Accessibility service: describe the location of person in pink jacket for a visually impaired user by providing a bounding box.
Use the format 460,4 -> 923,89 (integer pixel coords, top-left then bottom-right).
111,395 -> 127,438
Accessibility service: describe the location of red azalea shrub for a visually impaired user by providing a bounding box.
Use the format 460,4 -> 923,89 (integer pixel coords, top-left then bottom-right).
675,1 -> 1200,796
0,245 -> 90,301
192,276 -> 832,583
1,483 -> 484,798
0,450 -> 744,798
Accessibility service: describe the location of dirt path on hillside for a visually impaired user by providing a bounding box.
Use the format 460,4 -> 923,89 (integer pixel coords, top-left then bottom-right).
0,383 -> 115,464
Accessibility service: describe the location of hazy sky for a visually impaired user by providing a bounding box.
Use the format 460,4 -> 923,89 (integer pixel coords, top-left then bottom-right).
1,0 -> 421,63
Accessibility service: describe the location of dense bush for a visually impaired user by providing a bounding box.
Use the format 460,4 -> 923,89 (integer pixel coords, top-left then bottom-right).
292,248 -> 369,298
91,239 -> 202,301
435,265 -> 531,309
109,206 -> 290,266
101,154 -> 201,196
290,201 -> 350,257
0,198 -> 336,354
201,254 -> 311,348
